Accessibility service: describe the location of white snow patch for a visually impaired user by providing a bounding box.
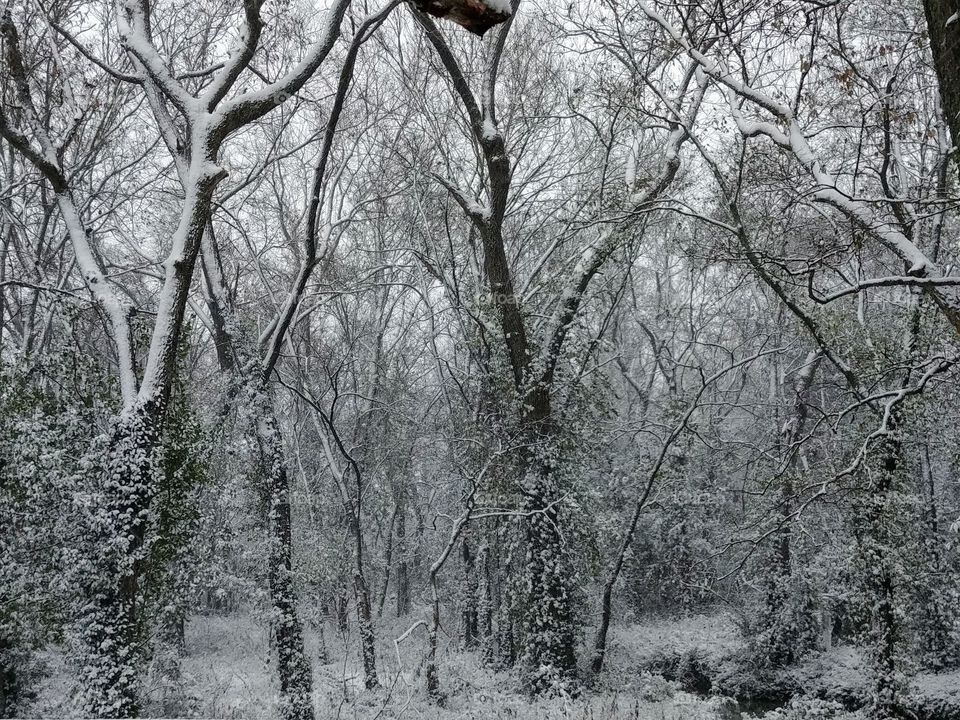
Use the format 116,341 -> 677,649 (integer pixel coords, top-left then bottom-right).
482,0 -> 513,14
482,116 -> 499,141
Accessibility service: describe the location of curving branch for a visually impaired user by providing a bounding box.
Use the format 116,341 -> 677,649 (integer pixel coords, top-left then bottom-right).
213,0 -> 353,137
260,0 -> 402,382
202,0 -> 266,111
637,1 -> 960,337
0,10 -> 139,404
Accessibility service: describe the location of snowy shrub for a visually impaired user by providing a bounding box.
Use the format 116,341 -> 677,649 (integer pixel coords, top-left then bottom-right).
0,349 -> 112,713
711,649 -> 797,704
633,671 -> 676,702
760,698 -> 850,720
908,670 -> 960,720
745,556 -> 822,669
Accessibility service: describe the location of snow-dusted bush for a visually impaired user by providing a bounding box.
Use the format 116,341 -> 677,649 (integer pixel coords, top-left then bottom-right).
759,698 -> 853,720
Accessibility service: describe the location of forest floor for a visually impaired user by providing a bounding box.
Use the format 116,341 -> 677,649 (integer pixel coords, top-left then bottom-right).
23,611 -> 960,719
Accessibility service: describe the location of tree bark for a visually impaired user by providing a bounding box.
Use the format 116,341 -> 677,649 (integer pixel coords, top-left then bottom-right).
460,539 -> 478,648
354,568 -> 379,689
376,504 -> 398,617
338,473 -> 378,688
476,543 -> 494,663
395,507 -> 411,617
517,459 -> 577,690
426,591 -> 442,703
859,427 -> 903,720
760,350 -> 822,667
76,400 -> 163,717
257,409 -> 315,720
924,0 -> 960,182
200,251 -> 316,720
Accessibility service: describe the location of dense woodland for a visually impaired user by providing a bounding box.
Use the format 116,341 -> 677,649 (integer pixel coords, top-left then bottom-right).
2,0 -> 960,718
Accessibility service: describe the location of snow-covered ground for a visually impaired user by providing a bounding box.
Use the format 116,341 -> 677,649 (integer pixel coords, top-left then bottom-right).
23,611 -> 960,718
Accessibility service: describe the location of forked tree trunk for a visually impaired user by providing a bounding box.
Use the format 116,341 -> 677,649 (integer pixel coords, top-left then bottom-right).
202,267 -> 315,720
67,147 -> 226,716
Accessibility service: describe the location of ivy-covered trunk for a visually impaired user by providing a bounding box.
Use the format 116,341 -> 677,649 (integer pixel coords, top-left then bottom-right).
476,543 -> 494,663
914,443 -> 959,669
460,539 -> 478,648
516,454 -> 577,693
75,400 -> 162,717
754,351 -> 822,668
856,425 -> 905,720
354,569 -> 378,689
202,249 -> 316,719
256,410 -> 314,720
479,209 -> 577,690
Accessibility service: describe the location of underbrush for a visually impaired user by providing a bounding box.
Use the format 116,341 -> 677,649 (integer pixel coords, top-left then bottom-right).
20,611 -> 960,719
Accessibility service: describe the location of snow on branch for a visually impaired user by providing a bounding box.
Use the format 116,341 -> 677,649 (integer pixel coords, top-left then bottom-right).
213,0 -> 353,134
118,0 -> 195,118
0,9 -> 140,405
637,1 -> 939,279
808,275 -> 960,304
431,173 -> 491,224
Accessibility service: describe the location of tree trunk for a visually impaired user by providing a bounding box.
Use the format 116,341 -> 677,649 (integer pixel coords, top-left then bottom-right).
590,580 -> 615,677
476,543 -> 494,663
426,592 -> 442,703
75,400 -> 163,717
475,209 -> 577,688
200,229 -> 316,719
914,443 -> 957,668
759,350 -> 821,667
336,590 -> 349,634
517,457 -> 577,691
376,504 -> 398,617
924,0 -> 960,181
395,508 -> 411,617
858,424 -> 905,720
497,609 -> 516,669
460,539 -> 478,648
413,505 -> 425,581
314,617 -> 329,666
257,410 -> 315,720
354,570 -> 379,689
